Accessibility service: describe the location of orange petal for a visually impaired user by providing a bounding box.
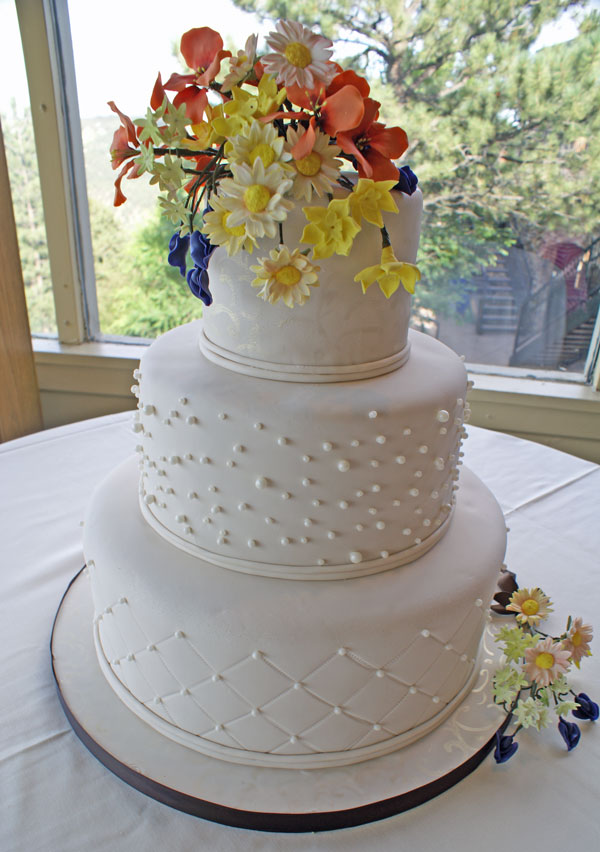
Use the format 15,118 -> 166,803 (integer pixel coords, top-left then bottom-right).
321,85 -> 365,135
327,70 -> 370,98
336,131 -> 372,177
196,48 -> 232,86
286,82 -> 325,110
108,101 -> 138,146
163,71 -> 196,93
173,86 -> 208,124
180,27 -> 224,71
291,119 -> 317,159
369,124 -> 409,159
362,149 -> 399,181
150,73 -> 166,111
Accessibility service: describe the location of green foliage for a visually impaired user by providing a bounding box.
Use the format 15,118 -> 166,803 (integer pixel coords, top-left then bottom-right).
95,204 -> 204,339
234,0 -> 600,316
2,106 -> 55,334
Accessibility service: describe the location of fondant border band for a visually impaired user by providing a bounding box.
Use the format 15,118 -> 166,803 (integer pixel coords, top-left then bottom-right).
199,330 -> 411,383
139,494 -> 454,580
94,618 -> 483,770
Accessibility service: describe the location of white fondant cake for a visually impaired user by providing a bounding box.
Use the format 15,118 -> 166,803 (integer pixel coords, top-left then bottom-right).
84,185 -> 506,769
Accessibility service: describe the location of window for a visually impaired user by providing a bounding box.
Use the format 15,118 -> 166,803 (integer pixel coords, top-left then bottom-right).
6,0 -> 600,456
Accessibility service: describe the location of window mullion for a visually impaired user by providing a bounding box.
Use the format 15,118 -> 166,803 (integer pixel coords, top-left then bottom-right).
16,0 -> 98,343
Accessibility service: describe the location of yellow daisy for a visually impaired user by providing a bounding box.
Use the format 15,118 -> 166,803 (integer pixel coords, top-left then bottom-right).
349,179 -> 399,228
200,194 -> 257,255
262,19 -> 336,90
523,637 -> 571,688
226,119 -> 292,170
563,617 -> 593,667
251,246 -> 320,307
286,126 -> 342,201
507,587 -> 553,626
218,159 -> 294,240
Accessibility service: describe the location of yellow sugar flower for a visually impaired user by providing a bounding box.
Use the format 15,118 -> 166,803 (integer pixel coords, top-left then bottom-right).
286,126 -> 342,201
225,119 -> 292,170
507,587 -> 553,627
349,179 -> 399,228
301,198 -> 361,259
218,159 -> 294,240
251,246 -> 320,307
201,194 -> 257,255
563,617 -> 593,668
212,75 -> 286,138
354,245 -> 421,298
188,103 -> 226,149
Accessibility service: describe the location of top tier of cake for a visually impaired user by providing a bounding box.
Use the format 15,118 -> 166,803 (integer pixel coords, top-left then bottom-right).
201,188 -> 423,381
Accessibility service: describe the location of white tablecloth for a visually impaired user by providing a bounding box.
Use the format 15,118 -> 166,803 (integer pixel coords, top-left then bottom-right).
1,414 -> 599,851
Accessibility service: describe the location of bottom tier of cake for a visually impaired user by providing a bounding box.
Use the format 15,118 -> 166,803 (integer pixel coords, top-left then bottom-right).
85,457 -> 506,769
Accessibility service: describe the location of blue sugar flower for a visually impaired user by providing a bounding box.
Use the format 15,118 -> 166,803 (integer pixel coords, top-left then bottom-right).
493,732 -> 519,764
394,165 -> 419,196
572,692 -> 600,722
558,717 -> 581,751
189,229 -> 216,270
186,265 -> 213,306
167,232 -> 190,277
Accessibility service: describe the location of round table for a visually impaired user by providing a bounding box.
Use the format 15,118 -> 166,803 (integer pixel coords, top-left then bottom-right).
1,413 -> 599,851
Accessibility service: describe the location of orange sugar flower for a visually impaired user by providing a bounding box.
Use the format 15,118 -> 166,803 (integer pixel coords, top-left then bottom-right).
108,101 -> 138,148
150,73 -> 166,111
288,85 -> 365,161
164,27 -> 231,122
109,126 -> 139,169
336,98 -> 408,181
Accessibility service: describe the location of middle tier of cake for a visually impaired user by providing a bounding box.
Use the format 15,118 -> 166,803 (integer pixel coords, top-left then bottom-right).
133,322 -> 468,579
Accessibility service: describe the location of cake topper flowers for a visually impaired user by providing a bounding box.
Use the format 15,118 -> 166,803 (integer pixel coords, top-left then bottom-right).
109,21 -> 420,308
492,587 -> 596,763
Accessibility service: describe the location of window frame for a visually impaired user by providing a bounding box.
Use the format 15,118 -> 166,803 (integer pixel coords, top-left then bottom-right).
11,0 -> 600,459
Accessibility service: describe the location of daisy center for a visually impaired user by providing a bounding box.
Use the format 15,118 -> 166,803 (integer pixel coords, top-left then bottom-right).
284,41 -> 312,69
223,212 -> 246,237
249,143 -> 276,167
296,152 -> 322,176
244,184 -> 271,212
522,599 -> 540,616
535,651 -> 555,670
572,632 -> 583,647
275,265 -> 302,286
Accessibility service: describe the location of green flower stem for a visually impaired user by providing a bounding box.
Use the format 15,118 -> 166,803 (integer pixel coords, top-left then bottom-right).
380,226 -> 391,248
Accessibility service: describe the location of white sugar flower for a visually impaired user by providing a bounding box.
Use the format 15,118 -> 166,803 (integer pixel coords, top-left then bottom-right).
218,159 -> 294,240
285,125 -> 342,200
251,246 -> 320,307
201,194 -> 257,255
226,119 -> 292,171
221,34 -> 258,92
262,19 -> 336,90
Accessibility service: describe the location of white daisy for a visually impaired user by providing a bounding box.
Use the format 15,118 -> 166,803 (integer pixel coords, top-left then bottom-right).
219,159 -> 294,240
226,119 -> 293,171
262,19 -> 336,90
201,194 -> 257,255
251,246 -> 320,307
286,125 -> 342,200
221,34 -> 258,92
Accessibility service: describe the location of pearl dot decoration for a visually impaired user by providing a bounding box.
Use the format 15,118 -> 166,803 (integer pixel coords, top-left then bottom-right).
368,410 -> 378,419
418,445 -> 428,454
376,435 -> 386,444
254,422 -> 263,430
437,409 -> 450,423
350,439 -> 360,447
238,502 -> 249,511
143,404 -> 155,415
233,443 -> 245,453
339,500 -> 349,509
179,396 -> 188,405
395,456 -> 406,465
337,459 -> 350,472
403,428 -> 412,436
255,477 -> 269,490
277,437 -> 288,446
186,415 -> 197,425
302,478 -> 311,487
281,491 -> 291,500
302,455 -> 311,463
349,551 -> 363,564
322,442 -> 332,452
218,412 -> 227,420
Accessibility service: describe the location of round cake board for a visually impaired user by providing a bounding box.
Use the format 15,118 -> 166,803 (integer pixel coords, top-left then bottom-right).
51,568 -> 509,833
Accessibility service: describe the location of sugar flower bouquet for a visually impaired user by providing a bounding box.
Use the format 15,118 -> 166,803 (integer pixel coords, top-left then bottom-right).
492,587 -> 597,763
109,20 -> 421,308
